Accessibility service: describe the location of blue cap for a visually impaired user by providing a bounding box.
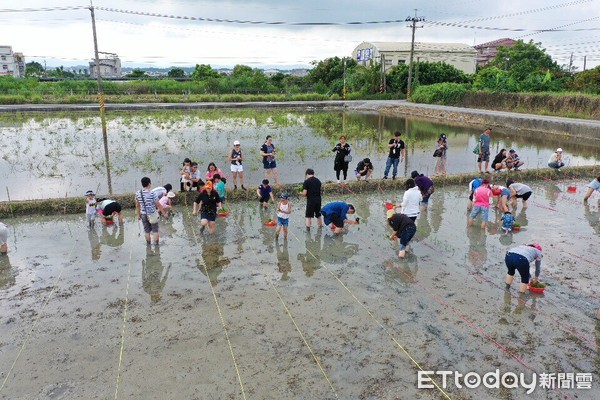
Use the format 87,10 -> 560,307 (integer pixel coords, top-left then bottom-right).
280,193 -> 289,199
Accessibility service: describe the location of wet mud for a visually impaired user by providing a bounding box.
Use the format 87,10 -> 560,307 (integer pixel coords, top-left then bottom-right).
0,179 -> 599,399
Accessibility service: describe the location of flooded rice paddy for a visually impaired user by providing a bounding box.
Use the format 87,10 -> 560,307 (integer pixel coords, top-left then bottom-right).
1,109 -> 599,201
0,180 -> 599,399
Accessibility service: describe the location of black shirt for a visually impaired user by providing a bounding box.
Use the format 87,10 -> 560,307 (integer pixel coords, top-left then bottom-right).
387,138 -> 405,159
356,160 -> 373,172
230,148 -> 243,165
332,143 -> 351,165
195,191 -> 221,215
388,213 -> 415,234
303,176 -> 322,201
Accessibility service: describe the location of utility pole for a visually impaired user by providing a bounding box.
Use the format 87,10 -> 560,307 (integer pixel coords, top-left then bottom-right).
343,58 -> 347,100
406,9 -> 424,99
89,1 -> 113,195
583,55 -> 587,71
380,54 -> 386,93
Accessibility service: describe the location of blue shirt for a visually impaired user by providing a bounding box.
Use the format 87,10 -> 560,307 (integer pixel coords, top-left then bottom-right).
258,185 -> 272,197
480,133 -> 490,152
321,202 -> 350,221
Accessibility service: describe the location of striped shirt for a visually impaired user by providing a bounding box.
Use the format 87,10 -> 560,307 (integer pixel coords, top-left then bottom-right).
135,189 -> 158,214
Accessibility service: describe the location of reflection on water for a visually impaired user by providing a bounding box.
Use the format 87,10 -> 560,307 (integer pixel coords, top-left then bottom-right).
297,229 -> 323,277
320,234 -> 359,265
198,236 -> 230,287
276,239 -> 291,281
142,245 -> 171,303
2,109 -> 599,201
88,229 -> 101,261
383,255 -> 419,286
101,224 -> 125,248
0,255 -> 15,289
584,204 -> 600,235
544,184 -> 562,208
467,228 -> 487,269
429,195 -> 445,233
417,207 -> 432,239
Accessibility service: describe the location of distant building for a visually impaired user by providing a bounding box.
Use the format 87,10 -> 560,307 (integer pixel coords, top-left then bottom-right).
474,38 -> 517,68
0,46 -> 24,78
263,69 -> 280,78
89,55 -> 122,78
352,42 -> 477,74
288,69 -> 310,78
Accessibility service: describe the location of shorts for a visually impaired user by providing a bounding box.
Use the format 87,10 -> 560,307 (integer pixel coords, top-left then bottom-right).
141,214 -> 159,233
305,200 -> 322,218
102,202 -> 122,216
588,179 -> 600,191
501,188 -> 511,199
230,164 -> 244,173
259,195 -> 270,203
355,170 -> 369,177
0,222 -> 8,246
505,252 -> 530,284
277,217 -> 289,227
200,212 -> 216,222
263,160 -> 277,169
516,191 -> 532,201
470,205 -> 490,222
477,151 -> 490,162
321,211 -> 344,228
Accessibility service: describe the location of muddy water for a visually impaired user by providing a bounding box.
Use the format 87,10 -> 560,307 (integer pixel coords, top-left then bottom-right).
1,110 -> 599,201
0,180 -> 599,399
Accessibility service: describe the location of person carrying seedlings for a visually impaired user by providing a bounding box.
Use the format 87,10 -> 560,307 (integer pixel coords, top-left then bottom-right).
213,174 -> 226,202
135,177 -> 168,245
85,190 -> 97,228
467,177 -> 483,210
583,176 -> 600,204
507,179 -> 533,209
400,178 -> 422,222
159,191 -> 176,216
387,209 -> 417,258
276,193 -> 291,239
228,140 -> 247,191
491,183 -> 511,212
548,148 -> 565,170
260,135 -> 279,185
320,201 -> 358,234
193,181 -> 222,234
301,168 -> 323,228
501,211 -> 515,234
0,220 -> 8,254
411,170 -> 434,206
505,244 -> 543,293
383,131 -> 405,180
355,158 -> 373,181
257,179 -> 275,208
468,178 -> 492,229
97,198 -> 124,225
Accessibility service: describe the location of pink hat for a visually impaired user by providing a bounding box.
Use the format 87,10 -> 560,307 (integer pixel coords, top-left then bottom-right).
530,243 -> 542,251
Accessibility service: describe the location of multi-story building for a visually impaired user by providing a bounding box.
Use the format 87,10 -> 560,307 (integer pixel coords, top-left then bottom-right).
0,46 -> 24,78
89,55 -> 122,78
474,38 -> 517,68
352,42 -> 477,74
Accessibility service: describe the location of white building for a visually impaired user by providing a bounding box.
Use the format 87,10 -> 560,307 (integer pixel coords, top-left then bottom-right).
89,55 -> 122,78
352,42 -> 477,74
0,46 -> 24,78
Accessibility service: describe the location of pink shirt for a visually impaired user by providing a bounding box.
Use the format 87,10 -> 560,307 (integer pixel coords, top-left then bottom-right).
159,196 -> 171,209
206,169 -> 223,180
474,186 -> 492,208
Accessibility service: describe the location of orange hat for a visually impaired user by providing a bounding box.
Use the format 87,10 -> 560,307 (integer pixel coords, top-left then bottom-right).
205,181 -> 213,190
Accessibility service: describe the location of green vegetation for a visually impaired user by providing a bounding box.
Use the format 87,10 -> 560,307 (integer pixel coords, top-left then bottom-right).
411,83 -> 469,105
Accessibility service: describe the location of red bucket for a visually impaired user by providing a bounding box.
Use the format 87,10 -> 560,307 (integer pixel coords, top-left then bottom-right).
567,186 -> 577,193
528,285 -> 545,293
264,220 -> 276,227
512,226 -> 521,231
385,203 -> 394,210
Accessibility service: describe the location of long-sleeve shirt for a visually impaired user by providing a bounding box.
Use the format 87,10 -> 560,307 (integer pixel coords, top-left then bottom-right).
415,175 -> 433,195
400,187 -> 422,218
321,202 -> 350,221
388,213 -> 416,235
508,245 -> 543,277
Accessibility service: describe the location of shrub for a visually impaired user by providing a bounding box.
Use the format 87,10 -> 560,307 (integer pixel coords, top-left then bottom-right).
410,83 -> 469,105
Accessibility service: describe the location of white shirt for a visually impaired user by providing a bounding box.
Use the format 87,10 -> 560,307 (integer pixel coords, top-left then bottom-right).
277,202 -> 290,219
401,187 -> 422,217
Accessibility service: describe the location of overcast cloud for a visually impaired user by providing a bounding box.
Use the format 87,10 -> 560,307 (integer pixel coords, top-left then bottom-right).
1,0 -> 599,69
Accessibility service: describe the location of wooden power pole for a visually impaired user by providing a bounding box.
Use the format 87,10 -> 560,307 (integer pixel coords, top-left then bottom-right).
406,10 -> 424,99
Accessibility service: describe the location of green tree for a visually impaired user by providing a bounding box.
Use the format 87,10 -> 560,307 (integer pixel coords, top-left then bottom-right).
486,40 -> 561,81
168,68 -> 185,78
308,57 -> 356,89
25,61 -> 44,78
191,64 -> 219,80
569,65 -> 600,94
127,68 -> 148,78
48,66 -> 75,79
347,64 -> 380,94
232,64 -> 253,78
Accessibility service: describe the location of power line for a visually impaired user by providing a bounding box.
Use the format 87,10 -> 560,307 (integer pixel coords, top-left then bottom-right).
0,6 -> 86,13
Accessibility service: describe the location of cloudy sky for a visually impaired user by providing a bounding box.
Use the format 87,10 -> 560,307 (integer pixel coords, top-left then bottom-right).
1,0 -> 599,70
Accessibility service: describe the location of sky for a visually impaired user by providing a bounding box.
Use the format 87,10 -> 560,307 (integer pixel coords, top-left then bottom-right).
1,0 -> 599,70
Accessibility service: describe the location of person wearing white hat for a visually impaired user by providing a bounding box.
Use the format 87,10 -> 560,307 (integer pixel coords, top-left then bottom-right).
159,191 -> 176,216
548,148 -> 565,170
228,140 -> 246,190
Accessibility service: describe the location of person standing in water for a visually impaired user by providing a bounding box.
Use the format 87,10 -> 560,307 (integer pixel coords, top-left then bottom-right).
505,244 -> 543,293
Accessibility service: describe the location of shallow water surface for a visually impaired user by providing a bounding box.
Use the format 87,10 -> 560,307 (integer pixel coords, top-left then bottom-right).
0,109 -> 599,201
0,180 -> 599,399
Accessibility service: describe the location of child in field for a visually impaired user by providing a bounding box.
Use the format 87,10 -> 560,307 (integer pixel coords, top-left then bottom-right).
180,158 -> 192,191
213,174 -> 226,202
468,178 -> 492,229
159,191 -> 175,216
257,179 -> 275,208
85,190 -> 97,228
501,211 -> 515,234
276,193 -> 291,239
